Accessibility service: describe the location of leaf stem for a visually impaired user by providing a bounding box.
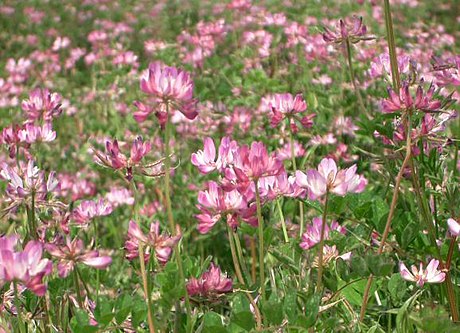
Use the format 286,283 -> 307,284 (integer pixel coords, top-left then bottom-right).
316,190 -> 329,292
255,180 -> 265,301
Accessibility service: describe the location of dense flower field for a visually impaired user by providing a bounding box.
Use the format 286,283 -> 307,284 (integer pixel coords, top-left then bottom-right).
0,0 -> 459,332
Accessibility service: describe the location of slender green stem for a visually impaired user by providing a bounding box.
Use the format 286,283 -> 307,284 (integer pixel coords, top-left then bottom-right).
227,226 -> 262,330
131,182 -> 156,333
360,115 -> 412,322
384,0 -> 401,91
227,226 -> 245,284
43,293 -> 52,333
254,181 -> 265,300
138,243 -> 157,333
94,220 -> 100,300
163,112 -> 193,333
233,230 -> 252,284
13,281 -> 25,333
73,269 -> 83,309
289,127 -> 305,237
445,236 -> 459,321
344,39 -> 367,115
276,200 -> 289,243
316,191 -> 329,292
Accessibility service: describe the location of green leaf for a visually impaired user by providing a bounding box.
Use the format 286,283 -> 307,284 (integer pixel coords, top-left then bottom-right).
262,294 -> 284,325
70,310 -> 99,333
388,273 -> 407,304
283,292 -> 298,322
366,255 -> 394,277
115,293 -> 133,324
203,312 -> 227,333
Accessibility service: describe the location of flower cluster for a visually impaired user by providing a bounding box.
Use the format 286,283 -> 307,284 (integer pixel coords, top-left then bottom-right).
186,263 -> 233,300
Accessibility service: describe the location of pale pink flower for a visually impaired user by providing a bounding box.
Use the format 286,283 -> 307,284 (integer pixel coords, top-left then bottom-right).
45,237 -> 112,278
72,198 -> 113,226
125,220 -> 181,264
447,218 -> 460,236
134,62 -> 197,126
186,263 -> 232,299
382,82 -> 442,114
300,217 -> 346,249
295,158 -> 367,200
191,137 -> 238,174
21,88 -> 62,123
323,16 -> 370,44
0,236 -> 52,296
263,93 -> 314,132
399,259 -> 445,287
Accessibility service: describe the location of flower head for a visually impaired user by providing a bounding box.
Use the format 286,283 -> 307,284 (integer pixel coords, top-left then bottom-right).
399,259 -> 445,287
323,16 -> 370,44
295,158 -> 367,200
134,62 -> 197,126
45,237 -> 112,278
0,236 -> 52,296
125,220 -> 181,264
21,88 -> 62,123
186,263 -> 232,300
300,217 -> 346,250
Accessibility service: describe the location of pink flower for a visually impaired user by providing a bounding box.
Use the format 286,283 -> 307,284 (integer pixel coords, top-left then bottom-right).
186,263 -> 232,299
263,93 -> 315,132
300,217 -> 346,250
0,160 -> 61,214
399,259 -> 446,287
72,198 -> 113,226
195,181 -> 255,233
92,137 -> 163,180
191,137 -> 238,174
295,158 -> 367,200
45,237 -> 112,278
125,220 -> 181,264
381,82 -> 442,114
323,16 -> 370,44
447,218 -> 460,236
17,122 -> 56,143
134,62 -> 197,126
21,88 -> 62,123
0,236 -> 52,296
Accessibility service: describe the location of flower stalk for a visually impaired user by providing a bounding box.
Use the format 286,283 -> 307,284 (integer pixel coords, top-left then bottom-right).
13,281 -> 25,333
344,38 -> 367,115
316,191 -> 329,292
254,180 -> 265,300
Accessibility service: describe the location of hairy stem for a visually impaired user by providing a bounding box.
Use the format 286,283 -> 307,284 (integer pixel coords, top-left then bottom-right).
255,180 -> 265,300
345,38 -> 367,115
163,114 -> 193,332
228,226 -> 263,330
13,281 -> 25,333
445,236 -> 459,321
233,230 -> 253,284
73,268 -> 84,309
276,200 -> 289,243
316,191 -> 329,292
384,0 -> 401,91
289,125 -> 305,237
360,116 -> 412,322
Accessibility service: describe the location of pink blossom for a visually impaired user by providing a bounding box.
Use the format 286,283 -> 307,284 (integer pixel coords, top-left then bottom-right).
186,263 -> 232,299
46,237 -> 112,278
134,62 -> 197,126
295,158 -> 367,200
262,93 -> 315,133
300,217 -> 346,250
21,88 -> 62,123
447,218 -> 460,236
195,181 -> 255,233
323,16 -> 370,44
0,236 -> 52,296
381,82 -> 442,113
125,220 -> 181,264
399,259 -> 445,287
72,198 -> 113,226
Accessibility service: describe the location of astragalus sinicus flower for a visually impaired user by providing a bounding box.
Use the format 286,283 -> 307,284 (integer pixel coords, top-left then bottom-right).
186,263 -> 232,300
382,81 -> 442,114
21,88 -> 63,123
125,220 -> 181,264
300,217 -> 346,250
71,198 -> 113,227
295,158 -> 367,200
0,235 -> 52,296
92,136 -> 164,180
45,237 -> 112,278
0,160 -> 63,215
262,93 -> 315,133
134,62 -> 197,126
399,259 -> 446,287
323,16 -> 371,44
